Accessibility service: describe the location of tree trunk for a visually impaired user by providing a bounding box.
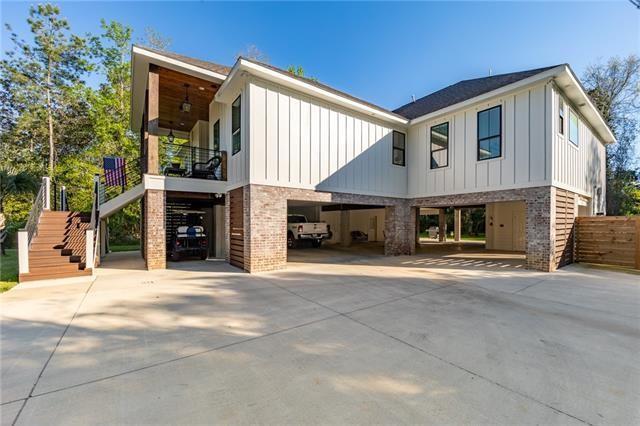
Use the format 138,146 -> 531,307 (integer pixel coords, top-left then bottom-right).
47,64 -> 54,177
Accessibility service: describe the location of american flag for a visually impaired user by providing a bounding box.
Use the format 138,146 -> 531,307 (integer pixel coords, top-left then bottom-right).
103,157 -> 127,187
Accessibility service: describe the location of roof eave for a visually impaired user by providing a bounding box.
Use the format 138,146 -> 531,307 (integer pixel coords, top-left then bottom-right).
129,45 -> 228,133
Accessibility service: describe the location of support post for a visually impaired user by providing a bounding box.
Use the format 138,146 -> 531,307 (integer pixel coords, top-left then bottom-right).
340,210 -> 351,247
100,219 -> 108,257
454,208 -> 461,242
146,65 -> 160,175
18,230 -> 29,275
438,208 -> 446,242
43,177 -> 51,210
85,229 -> 95,269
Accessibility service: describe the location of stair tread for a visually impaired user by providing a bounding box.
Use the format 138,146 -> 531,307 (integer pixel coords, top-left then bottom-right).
19,269 -> 92,282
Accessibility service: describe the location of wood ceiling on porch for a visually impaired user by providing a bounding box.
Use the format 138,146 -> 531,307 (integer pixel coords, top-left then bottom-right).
157,67 -> 219,132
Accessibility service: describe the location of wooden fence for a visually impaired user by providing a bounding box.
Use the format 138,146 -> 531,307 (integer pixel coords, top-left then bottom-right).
575,216 -> 640,269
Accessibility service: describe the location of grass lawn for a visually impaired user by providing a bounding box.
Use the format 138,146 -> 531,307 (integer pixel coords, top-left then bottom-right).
419,232 -> 485,241
110,243 -> 140,252
1,249 -> 18,293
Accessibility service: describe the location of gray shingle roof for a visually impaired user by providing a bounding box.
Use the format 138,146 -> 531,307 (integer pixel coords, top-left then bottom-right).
393,65 -> 563,119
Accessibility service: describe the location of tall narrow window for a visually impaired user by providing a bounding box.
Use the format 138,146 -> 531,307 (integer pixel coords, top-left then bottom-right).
477,105 -> 502,161
569,110 -> 579,146
558,98 -> 565,135
232,95 -> 241,155
213,120 -> 220,151
392,131 -> 406,166
430,122 -> 449,169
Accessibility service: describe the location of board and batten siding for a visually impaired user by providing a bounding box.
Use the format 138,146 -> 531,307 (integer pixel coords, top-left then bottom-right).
209,85 -> 249,189
551,86 -> 606,213
408,82 -> 553,198
248,79 -> 408,197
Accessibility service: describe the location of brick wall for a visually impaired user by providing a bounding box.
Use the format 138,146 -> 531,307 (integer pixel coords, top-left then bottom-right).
144,189 -> 166,270
411,186 -> 555,271
241,184 -> 413,272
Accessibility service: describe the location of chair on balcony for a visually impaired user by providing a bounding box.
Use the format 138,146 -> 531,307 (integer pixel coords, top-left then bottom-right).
191,153 -> 222,180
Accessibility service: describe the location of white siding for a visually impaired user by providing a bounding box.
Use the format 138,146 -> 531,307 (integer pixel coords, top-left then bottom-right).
249,79 -> 408,197
408,82 -> 552,198
210,85 -> 249,189
551,86 -> 606,212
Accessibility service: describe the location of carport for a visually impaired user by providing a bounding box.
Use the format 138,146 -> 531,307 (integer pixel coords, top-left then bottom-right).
287,200 -> 387,262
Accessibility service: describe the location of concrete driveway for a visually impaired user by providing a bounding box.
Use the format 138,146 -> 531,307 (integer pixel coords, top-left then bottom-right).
1,251 -> 639,425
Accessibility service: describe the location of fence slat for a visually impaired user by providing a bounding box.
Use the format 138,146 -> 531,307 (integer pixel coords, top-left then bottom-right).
576,216 -> 639,270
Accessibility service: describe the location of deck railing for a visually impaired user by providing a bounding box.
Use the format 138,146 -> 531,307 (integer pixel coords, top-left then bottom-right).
160,142 -> 227,181
18,177 -> 51,274
98,156 -> 145,205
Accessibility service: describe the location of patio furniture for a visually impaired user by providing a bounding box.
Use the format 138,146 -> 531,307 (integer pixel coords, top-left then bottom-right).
164,162 -> 187,177
191,154 -> 222,180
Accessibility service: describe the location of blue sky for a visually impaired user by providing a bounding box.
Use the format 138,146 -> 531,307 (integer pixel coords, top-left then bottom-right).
1,1 -> 638,110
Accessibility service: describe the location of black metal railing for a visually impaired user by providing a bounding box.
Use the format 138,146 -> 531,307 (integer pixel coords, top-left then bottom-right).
160,142 -> 227,181
98,156 -> 145,204
24,180 -> 45,244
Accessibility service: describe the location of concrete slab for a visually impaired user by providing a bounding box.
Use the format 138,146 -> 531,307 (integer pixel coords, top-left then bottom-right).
0,401 -> 23,426
17,317 -> 580,425
349,283 -> 640,425
32,261 -> 335,395
1,280 -> 92,403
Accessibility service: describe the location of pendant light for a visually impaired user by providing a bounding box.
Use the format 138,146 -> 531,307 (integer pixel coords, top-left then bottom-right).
168,121 -> 175,143
180,84 -> 191,113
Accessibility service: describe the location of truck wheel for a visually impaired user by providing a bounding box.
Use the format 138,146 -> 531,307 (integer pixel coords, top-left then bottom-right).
287,232 -> 297,249
312,239 -> 322,248
200,251 -> 208,260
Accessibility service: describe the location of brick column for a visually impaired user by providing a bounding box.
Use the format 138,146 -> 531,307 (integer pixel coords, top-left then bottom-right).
525,187 -> 554,271
384,202 -> 416,255
438,208 -> 447,242
144,189 -> 166,270
245,185 -> 288,272
454,208 -> 461,241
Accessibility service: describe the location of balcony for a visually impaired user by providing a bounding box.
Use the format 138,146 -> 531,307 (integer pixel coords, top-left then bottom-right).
160,142 -> 227,181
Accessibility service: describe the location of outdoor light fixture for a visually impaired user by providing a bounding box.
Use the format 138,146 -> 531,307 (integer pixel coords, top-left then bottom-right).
181,84 -> 192,113
167,121 -> 175,143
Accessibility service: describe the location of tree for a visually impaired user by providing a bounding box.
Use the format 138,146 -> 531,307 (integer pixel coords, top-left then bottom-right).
141,27 -> 171,51
236,44 -> 269,62
583,55 -> 640,215
0,4 -> 93,177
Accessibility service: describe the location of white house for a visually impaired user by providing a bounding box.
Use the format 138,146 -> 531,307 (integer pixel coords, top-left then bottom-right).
19,45 -> 613,281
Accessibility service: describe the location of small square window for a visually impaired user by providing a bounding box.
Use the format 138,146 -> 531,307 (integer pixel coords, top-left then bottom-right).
392,131 -> 405,166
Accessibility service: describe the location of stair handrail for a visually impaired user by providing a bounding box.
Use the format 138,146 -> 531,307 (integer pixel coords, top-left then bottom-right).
18,177 -> 50,275
86,174 -> 100,270
23,177 -> 50,245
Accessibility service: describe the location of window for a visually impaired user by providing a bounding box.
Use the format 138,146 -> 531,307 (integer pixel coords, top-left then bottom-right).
232,95 -> 241,155
430,122 -> 449,169
477,105 -> 502,161
213,120 -> 220,151
392,131 -> 406,166
558,98 -> 565,135
569,110 -> 579,146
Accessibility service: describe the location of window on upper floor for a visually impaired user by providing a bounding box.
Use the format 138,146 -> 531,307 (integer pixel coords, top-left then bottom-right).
232,95 -> 241,155
213,119 -> 220,151
569,109 -> 579,146
477,105 -> 502,161
392,130 -> 406,166
558,98 -> 565,135
430,122 -> 449,169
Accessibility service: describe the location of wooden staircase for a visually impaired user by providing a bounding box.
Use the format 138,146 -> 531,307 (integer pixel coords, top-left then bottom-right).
19,211 -> 93,282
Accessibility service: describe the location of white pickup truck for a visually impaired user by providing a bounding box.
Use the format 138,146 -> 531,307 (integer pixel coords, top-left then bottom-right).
287,214 -> 331,248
